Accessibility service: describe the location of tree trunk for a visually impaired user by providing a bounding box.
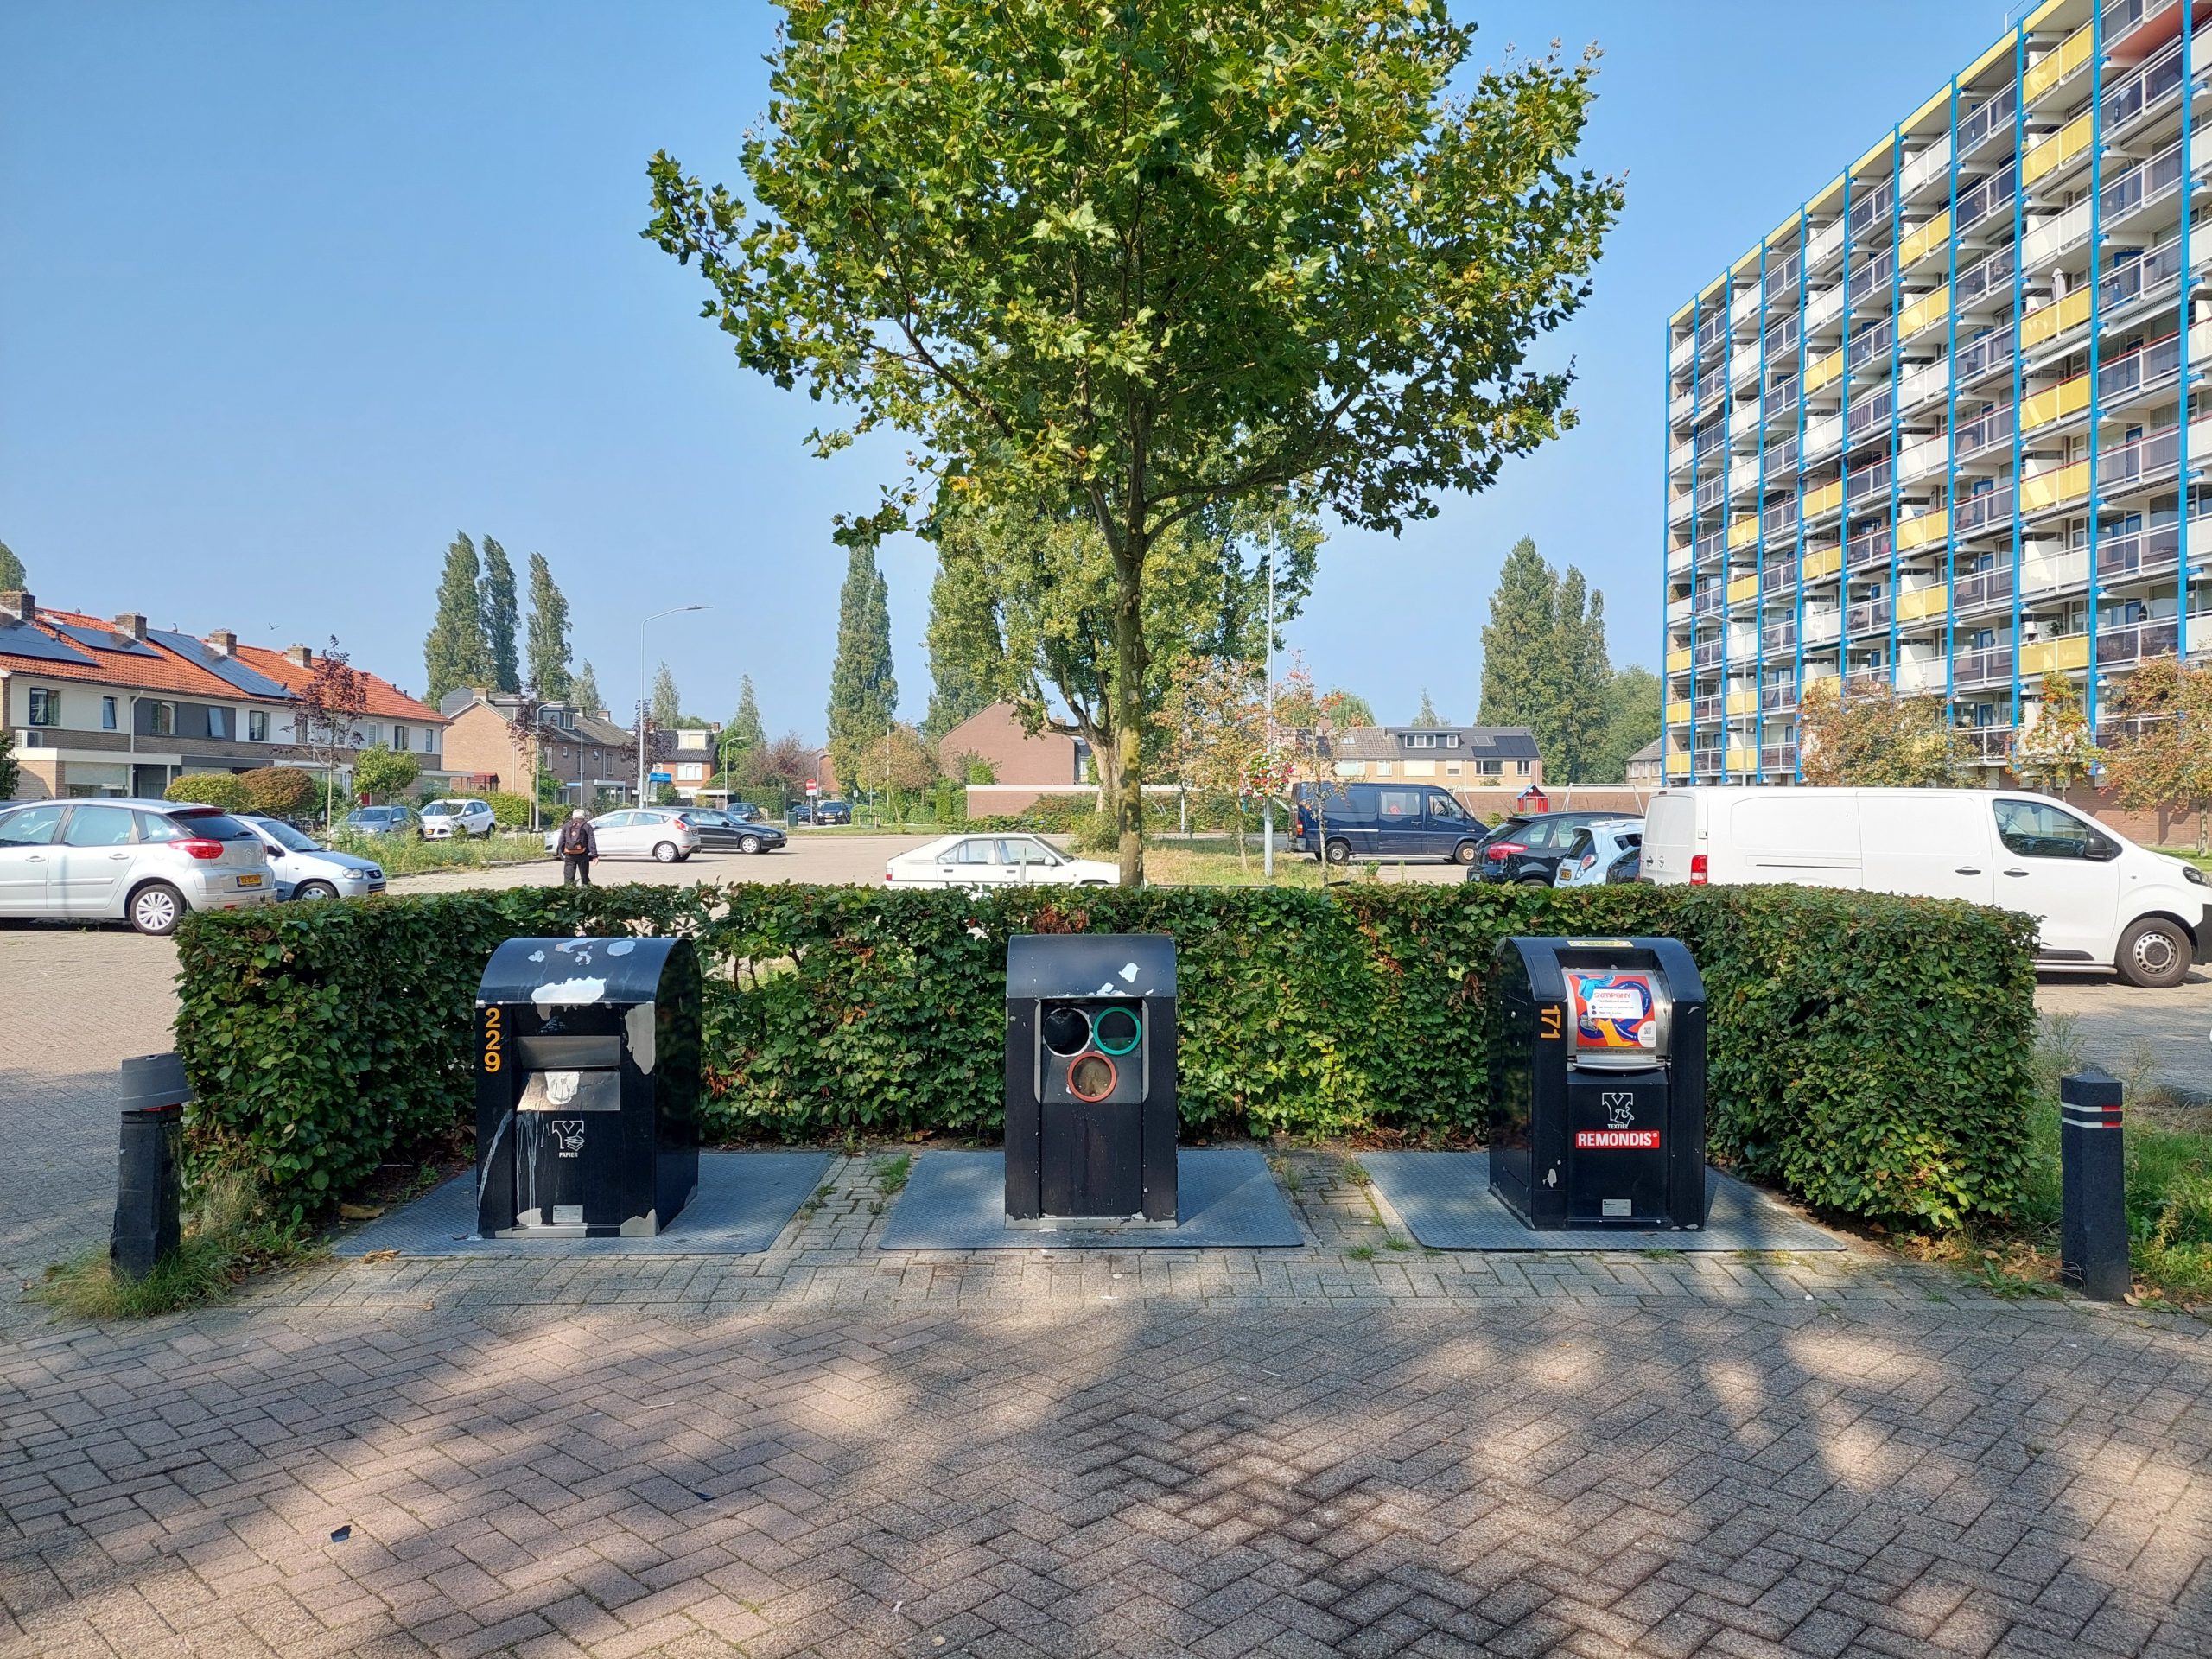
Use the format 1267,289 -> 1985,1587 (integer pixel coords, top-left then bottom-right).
1111,539 -> 1147,887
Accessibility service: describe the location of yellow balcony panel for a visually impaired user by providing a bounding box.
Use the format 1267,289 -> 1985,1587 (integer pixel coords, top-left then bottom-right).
2019,633 -> 2091,676
1897,284 -> 1951,339
2020,369 -> 2089,430
1664,754 -> 1692,778
1802,479 -> 1845,518
1897,510 -> 1949,552
1803,348 -> 1844,392
2024,23 -> 2092,104
1896,583 -> 1950,620
1727,515 -> 1760,550
1667,647 -> 1694,672
1898,211 -> 1952,271
2023,111 -> 2093,186
1725,747 -> 1759,772
1665,701 -> 1692,724
1802,544 -> 1844,581
1726,690 -> 1759,716
1726,573 -> 1760,602
2020,459 -> 2090,513
2019,288 -> 2091,350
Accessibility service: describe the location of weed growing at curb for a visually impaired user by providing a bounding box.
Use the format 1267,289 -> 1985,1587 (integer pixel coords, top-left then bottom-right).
32,1176 -> 321,1319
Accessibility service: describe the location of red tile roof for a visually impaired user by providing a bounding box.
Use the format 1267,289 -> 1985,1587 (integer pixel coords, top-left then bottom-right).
232,644 -> 442,723
0,610 -> 252,699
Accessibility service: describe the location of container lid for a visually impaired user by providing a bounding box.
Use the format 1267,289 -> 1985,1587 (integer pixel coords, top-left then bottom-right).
1007,933 -> 1176,998
478,936 -> 693,1006
118,1052 -> 191,1109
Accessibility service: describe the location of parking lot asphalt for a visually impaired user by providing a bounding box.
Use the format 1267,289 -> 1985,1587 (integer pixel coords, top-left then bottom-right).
384,831 -> 938,894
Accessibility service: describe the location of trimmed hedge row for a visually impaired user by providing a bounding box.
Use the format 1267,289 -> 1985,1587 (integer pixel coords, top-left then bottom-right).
173,882 -> 2041,1229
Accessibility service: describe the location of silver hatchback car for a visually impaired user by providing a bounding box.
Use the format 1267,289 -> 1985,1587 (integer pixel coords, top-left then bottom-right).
0,798 -> 276,935
542,807 -> 702,863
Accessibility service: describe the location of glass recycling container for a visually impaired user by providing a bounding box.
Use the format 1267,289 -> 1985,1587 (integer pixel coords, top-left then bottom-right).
474,936 -> 702,1238
1004,933 -> 1178,1224
1487,935 -> 1707,1230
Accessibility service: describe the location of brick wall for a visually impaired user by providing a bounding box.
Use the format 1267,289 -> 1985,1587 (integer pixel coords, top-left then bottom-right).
938,703 -> 1082,786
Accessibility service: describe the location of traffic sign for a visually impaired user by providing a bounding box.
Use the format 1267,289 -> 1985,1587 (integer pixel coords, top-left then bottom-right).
805,779 -> 820,795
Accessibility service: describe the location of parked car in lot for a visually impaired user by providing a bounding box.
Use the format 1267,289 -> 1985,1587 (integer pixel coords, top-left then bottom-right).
419,798 -> 496,839
541,807 -> 701,863
341,805 -> 421,839
1465,811 -> 1632,886
1289,783 -> 1487,864
684,809 -> 786,855
238,815 -> 387,901
0,798 -> 275,935
885,832 -> 1116,887
1551,819 -> 1644,889
812,798 -> 853,825
1605,842 -> 1643,885
1643,786 -> 2212,988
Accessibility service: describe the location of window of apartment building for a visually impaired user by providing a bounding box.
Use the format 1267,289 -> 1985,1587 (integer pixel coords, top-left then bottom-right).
149,702 -> 175,736
1404,733 -> 1435,748
207,708 -> 231,740
1373,761 -> 1393,777
420,726 -> 436,754
248,710 -> 269,741
27,687 -> 60,726
1444,735 -> 1460,747
392,724 -> 409,751
101,696 -> 118,731
1478,761 -> 1502,779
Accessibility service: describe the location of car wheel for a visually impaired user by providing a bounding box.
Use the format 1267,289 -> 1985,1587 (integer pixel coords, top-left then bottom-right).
1517,874 -> 1552,888
1080,879 -> 1109,887
2115,916 -> 2191,988
739,834 -> 761,855
1453,840 -> 1480,865
294,880 -> 339,902
129,882 -> 185,937
1325,839 -> 1352,865
653,842 -> 679,863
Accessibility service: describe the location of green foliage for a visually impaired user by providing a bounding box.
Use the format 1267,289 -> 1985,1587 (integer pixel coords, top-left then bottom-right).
1800,677 -> 1966,787
2104,653 -> 2212,853
1549,569 -> 1612,781
0,537 -> 23,591
524,552 -> 573,700
480,535 -> 521,695
1477,537 -> 1611,780
721,675 -> 766,780
0,724 -> 16,801
175,883 -> 2036,1230
165,772 -> 251,812
1411,690 -> 1445,728
238,766 -> 317,817
1478,537 -> 1556,731
1331,690 -> 1378,728
30,1174 -> 313,1319
923,563 -> 995,741
352,744 -> 420,803
485,790 -> 535,828
573,659 -> 602,719
826,537 -> 897,791
651,661 -> 681,734
1586,666 -> 1662,785
423,532 -> 492,702
2010,670 -> 2103,793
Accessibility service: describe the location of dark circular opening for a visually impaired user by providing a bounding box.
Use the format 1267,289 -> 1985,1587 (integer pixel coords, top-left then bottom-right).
1067,1053 -> 1117,1102
1041,1004 -> 1092,1058
1093,1006 -> 1141,1056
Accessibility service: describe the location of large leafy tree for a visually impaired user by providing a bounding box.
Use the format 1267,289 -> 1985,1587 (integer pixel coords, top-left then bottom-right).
480,536 -> 522,694
721,674 -> 767,780
922,568 -> 997,741
1548,568 -> 1612,782
826,537 -> 898,791
525,552 -> 573,700
1412,690 -> 1446,728
1798,677 -> 1965,787
651,662 -> 682,732
0,725 -> 16,801
2103,654 -> 2212,853
1585,665 -> 1661,785
0,539 -> 24,592
1476,537 -> 1611,779
423,533 -> 492,702
646,2 -> 1620,880
2010,670 -> 2103,794
573,660 -> 602,718
1478,537 -> 1559,732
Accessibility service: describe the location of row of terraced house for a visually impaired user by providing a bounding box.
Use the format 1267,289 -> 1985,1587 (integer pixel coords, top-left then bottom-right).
1663,0 -> 2212,783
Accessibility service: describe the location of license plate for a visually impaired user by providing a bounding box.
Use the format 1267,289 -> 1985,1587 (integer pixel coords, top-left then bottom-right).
237,873 -> 264,887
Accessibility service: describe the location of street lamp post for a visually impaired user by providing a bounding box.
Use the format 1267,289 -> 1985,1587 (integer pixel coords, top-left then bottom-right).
1262,550 -> 1275,880
638,604 -> 710,804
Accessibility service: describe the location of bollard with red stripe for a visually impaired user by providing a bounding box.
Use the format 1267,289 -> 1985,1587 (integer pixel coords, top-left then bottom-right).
2059,1066 -> 2128,1302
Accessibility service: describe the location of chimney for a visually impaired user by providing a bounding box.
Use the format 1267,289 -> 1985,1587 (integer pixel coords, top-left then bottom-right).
114,612 -> 149,641
0,591 -> 33,622
205,629 -> 238,656
283,644 -> 314,669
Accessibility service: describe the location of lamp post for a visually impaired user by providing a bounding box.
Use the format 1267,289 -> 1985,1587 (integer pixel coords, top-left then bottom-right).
1262,549 -> 1275,880
638,604 -> 710,804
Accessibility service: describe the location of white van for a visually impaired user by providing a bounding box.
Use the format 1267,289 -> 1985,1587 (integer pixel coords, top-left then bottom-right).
1642,787 -> 2210,988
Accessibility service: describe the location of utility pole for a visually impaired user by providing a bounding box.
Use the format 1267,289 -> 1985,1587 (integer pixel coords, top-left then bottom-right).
1262,549 -> 1275,880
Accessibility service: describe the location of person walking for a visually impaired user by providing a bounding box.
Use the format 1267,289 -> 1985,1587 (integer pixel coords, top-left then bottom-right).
557,808 -> 597,887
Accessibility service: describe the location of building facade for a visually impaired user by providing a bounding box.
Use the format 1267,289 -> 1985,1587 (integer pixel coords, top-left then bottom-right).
1329,726 -> 1544,788
439,690 -> 641,808
1663,0 -> 2211,784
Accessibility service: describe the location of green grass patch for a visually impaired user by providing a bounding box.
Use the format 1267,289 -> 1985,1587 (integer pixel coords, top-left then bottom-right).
327,830 -> 548,877
31,1176 -> 321,1319
872,1153 -> 913,1198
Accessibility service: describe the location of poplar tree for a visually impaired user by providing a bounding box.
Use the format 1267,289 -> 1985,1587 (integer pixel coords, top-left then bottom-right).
721,675 -> 767,780
423,532 -> 493,702
0,539 -> 24,591
1478,537 -> 1559,733
574,661 -> 603,718
525,552 -> 573,700
1412,690 -> 1446,728
1549,568 -> 1613,781
826,535 -> 897,792
651,662 -> 682,731
922,564 -> 995,741
480,537 -> 521,694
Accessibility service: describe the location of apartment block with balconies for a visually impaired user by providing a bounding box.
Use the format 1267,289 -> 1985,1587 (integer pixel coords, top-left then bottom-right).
1662,0 -> 2212,784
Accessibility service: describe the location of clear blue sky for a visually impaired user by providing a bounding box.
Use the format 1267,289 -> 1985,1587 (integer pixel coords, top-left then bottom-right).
2,2 -> 2005,740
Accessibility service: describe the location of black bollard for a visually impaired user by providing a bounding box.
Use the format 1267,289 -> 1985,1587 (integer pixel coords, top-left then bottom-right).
2059,1066 -> 2128,1303
111,1054 -> 189,1283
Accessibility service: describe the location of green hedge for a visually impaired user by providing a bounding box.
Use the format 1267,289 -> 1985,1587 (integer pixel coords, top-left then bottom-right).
173,883 -> 2040,1229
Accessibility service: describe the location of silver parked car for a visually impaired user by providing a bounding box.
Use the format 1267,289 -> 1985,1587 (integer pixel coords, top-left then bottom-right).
542,807 -> 702,863
0,798 -> 276,935
238,816 -> 387,901
420,798 -> 496,839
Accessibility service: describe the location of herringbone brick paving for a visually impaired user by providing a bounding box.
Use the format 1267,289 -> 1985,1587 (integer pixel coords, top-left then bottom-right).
4,926 -> 2211,1656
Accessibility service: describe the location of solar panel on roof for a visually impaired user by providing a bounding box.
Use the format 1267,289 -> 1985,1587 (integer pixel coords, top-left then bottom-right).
0,620 -> 96,665
53,622 -> 161,658
149,632 -> 292,697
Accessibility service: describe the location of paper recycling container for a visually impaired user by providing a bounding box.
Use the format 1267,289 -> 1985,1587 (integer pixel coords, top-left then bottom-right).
475,936 -> 702,1238
1005,933 -> 1177,1224
1488,935 -> 1707,1230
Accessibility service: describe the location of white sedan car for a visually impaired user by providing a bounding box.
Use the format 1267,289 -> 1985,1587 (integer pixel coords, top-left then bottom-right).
1552,818 -> 1643,888
886,833 -> 1117,888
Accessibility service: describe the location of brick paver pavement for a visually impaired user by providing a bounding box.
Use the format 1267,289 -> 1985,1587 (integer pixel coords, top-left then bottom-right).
4,928 -> 2211,1656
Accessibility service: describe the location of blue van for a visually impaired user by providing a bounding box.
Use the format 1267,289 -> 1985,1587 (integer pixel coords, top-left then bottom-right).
1289,784 -> 1488,865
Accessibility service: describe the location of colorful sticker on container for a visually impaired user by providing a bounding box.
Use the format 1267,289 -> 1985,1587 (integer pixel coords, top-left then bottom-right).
1571,970 -> 1657,1051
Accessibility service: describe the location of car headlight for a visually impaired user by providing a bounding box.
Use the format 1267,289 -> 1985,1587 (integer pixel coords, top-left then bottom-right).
2186,863 -> 2208,887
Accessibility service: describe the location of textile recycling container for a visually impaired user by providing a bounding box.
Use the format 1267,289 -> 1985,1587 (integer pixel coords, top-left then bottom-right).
1005,933 -> 1178,1224
1488,935 -> 1707,1230
475,936 -> 702,1238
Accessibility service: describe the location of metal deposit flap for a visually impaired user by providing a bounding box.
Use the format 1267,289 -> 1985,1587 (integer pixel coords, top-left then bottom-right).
517,1070 -> 621,1114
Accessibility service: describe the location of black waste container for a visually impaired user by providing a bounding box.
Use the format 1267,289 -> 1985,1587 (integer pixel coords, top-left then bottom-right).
475,936 -> 702,1238
1005,934 -> 1177,1224
1488,936 -> 1707,1230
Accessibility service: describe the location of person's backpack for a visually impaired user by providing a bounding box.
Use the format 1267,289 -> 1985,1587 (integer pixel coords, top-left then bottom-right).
558,818 -> 589,855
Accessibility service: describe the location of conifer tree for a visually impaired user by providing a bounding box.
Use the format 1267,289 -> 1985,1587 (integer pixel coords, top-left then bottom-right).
1549,568 -> 1613,781
721,675 -> 767,780
480,537 -> 521,694
0,539 -> 24,591
423,532 -> 493,702
826,535 -> 898,789
1412,689 -> 1445,728
524,552 -> 573,700
574,661 -> 603,718
1478,537 -> 1559,733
